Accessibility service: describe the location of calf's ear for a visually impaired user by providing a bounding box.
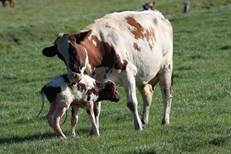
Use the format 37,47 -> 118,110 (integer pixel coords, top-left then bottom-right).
42,45 -> 57,57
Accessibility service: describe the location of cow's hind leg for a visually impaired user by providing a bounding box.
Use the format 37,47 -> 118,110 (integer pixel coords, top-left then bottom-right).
159,65 -> 173,125
140,84 -> 153,125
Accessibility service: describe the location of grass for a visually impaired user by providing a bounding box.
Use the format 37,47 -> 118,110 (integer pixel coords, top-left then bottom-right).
0,0 -> 231,153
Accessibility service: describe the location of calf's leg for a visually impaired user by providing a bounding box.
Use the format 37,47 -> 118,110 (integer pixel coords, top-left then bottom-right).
87,102 -> 100,136
53,103 -> 69,138
47,101 -> 56,129
70,105 -> 79,137
93,102 -> 101,129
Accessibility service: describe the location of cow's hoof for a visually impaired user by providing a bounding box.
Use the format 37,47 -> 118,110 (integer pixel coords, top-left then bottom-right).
70,132 -> 76,138
89,129 -> 100,136
161,119 -> 170,125
134,124 -> 143,131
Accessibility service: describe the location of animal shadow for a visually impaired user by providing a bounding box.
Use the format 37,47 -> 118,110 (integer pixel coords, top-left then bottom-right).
208,135 -> 231,146
0,132 -> 56,145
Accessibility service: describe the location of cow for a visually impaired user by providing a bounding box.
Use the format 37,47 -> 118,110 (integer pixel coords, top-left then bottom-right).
183,0 -> 190,13
39,74 -> 120,138
142,1 -> 155,10
42,10 -> 173,131
0,0 -> 16,8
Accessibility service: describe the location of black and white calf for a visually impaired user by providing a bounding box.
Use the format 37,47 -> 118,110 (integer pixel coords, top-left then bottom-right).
40,74 -> 119,138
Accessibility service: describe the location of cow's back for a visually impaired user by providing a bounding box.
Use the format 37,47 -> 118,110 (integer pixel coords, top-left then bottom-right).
87,10 -> 173,83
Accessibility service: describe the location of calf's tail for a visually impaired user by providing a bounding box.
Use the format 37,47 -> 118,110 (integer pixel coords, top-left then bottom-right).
37,86 -> 46,117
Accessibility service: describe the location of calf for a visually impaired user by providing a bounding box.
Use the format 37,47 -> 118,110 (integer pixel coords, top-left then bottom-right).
40,74 -> 119,138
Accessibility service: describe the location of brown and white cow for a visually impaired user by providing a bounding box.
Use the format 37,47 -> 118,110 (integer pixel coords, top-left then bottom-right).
42,10 -> 173,130
0,0 -> 16,7
39,74 -> 119,138
142,1 -> 155,10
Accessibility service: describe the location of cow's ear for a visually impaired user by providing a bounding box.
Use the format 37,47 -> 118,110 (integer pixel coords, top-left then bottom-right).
74,30 -> 91,43
42,45 -> 57,57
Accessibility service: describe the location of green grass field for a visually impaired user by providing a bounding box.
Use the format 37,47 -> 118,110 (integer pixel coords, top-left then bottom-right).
0,0 -> 231,153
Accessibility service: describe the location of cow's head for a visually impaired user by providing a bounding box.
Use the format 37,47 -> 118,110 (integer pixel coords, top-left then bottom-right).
42,30 -> 92,77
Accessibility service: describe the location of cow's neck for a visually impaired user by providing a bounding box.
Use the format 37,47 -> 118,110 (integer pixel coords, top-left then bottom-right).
79,37 -> 116,73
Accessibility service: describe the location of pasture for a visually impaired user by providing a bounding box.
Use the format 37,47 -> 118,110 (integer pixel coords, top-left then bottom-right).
0,0 -> 231,153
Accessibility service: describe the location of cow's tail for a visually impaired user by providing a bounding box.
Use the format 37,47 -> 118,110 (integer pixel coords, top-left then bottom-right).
37,86 -> 46,117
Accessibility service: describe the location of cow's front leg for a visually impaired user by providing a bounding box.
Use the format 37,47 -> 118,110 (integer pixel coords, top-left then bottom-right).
87,102 -> 100,136
121,68 -> 143,130
70,104 -> 79,137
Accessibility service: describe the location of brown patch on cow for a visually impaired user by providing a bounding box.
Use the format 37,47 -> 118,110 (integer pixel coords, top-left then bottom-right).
80,35 -> 106,67
87,88 -> 98,95
126,16 -> 156,49
133,42 -> 141,52
68,34 -> 88,72
126,16 -> 144,39
77,83 -> 87,91
105,24 -> 111,28
144,28 -> 156,49
81,34 -> 127,70
68,31 -> 128,73
86,87 -> 98,101
114,54 -> 127,70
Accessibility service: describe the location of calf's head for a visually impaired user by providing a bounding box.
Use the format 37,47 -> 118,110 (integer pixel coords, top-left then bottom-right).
72,73 -> 120,103
96,80 -> 120,102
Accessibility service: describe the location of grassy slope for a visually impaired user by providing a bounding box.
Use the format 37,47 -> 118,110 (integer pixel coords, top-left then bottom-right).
0,0 -> 231,153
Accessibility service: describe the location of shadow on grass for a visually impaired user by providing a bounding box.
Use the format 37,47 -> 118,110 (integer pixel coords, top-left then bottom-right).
133,148 -> 157,154
208,134 -> 231,146
0,132 -> 57,145
220,45 -> 231,50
